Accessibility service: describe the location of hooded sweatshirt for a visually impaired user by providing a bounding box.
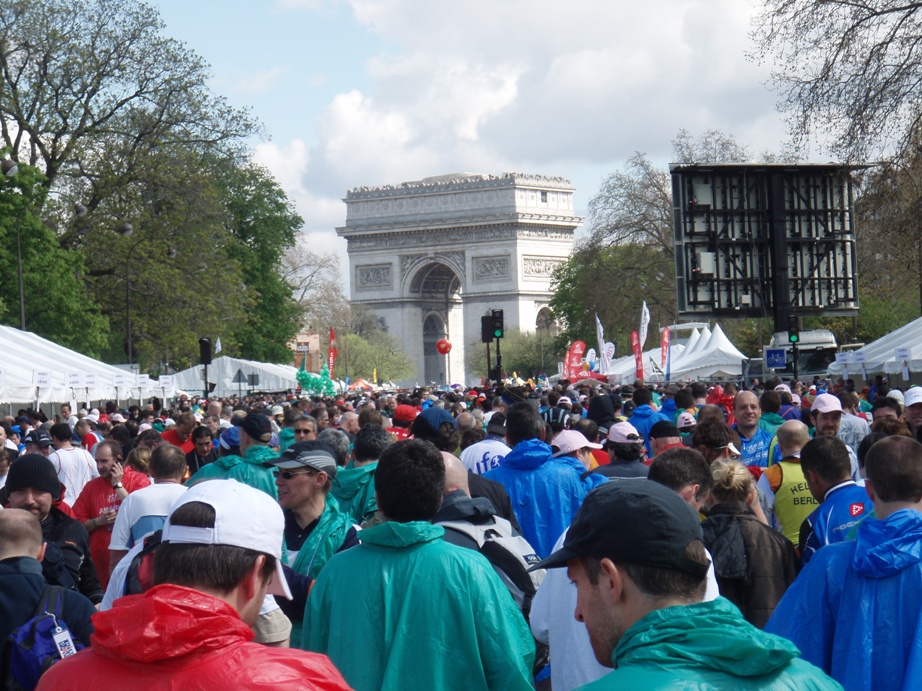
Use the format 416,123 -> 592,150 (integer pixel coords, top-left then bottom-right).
767,509 -> 922,690
484,438 -> 588,558
330,460 -> 377,524
186,445 -> 278,500
582,597 -> 840,690
36,584 -> 351,691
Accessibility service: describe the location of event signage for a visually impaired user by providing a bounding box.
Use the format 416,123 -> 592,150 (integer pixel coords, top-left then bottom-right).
33,370 -> 52,387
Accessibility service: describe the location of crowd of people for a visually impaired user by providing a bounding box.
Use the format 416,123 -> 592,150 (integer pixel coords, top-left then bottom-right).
0,373 -> 919,689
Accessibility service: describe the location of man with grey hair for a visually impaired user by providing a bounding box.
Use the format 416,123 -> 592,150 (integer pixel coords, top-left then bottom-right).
317,428 -> 350,467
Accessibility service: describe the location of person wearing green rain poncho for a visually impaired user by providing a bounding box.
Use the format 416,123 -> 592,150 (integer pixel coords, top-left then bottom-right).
265,441 -> 359,648
330,424 -> 391,524
186,413 -> 279,501
303,439 -> 535,691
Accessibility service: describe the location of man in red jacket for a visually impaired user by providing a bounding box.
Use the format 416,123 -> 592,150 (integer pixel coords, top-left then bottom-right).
38,480 -> 351,691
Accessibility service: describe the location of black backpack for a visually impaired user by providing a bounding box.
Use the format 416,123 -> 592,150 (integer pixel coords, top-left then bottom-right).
123,529 -> 163,597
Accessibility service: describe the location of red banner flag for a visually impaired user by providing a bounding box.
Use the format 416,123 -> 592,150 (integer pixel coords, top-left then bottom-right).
564,341 -> 586,380
661,327 -> 671,368
328,328 -> 338,379
631,330 -> 643,382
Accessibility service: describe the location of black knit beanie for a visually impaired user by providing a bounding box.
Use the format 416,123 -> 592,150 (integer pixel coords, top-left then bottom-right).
6,453 -> 61,500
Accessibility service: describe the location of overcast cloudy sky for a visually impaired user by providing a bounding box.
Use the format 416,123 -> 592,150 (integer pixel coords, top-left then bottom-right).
154,0 -> 787,278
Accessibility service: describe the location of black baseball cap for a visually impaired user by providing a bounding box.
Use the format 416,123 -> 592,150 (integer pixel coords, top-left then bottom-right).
264,441 -> 337,476
232,413 -> 272,443
24,429 -> 54,448
649,420 -> 680,439
530,481 -> 708,579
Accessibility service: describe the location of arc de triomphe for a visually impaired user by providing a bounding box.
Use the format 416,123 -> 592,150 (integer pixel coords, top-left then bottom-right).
337,173 -> 580,386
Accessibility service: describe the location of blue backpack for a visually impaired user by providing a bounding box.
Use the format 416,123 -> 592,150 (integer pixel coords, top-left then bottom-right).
3,585 -> 84,690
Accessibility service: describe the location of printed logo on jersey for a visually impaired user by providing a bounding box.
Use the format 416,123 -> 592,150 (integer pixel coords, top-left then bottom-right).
850,503 -> 865,517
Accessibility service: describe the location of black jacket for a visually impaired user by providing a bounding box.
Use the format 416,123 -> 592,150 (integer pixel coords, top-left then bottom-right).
701,502 -> 799,628
433,491 -> 503,550
0,556 -> 95,645
185,448 -> 219,476
42,506 -> 103,604
468,472 -> 521,532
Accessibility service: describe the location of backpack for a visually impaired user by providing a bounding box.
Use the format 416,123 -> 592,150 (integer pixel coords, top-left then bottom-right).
437,517 -> 545,618
438,517 -> 549,674
124,529 -> 163,597
3,585 -> 84,691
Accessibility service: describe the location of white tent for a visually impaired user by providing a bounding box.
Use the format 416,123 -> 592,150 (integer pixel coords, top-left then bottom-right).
0,325 -> 142,404
828,316 -> 922,376
671,326 -> 711,369
607,345 -> 686,384
671,324 -> 747,381
171,356 -> 302,397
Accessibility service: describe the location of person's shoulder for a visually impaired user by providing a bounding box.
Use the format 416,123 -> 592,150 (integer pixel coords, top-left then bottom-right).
229,645 -> 352,688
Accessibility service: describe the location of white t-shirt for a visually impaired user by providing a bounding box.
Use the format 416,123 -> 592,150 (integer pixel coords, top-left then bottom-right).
49,446 -> 99,504
530,528 -> 719,691
109,483 -> 188,551
460,438 -> 510,475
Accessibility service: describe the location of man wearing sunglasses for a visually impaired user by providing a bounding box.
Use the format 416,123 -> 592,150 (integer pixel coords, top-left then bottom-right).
265,440 -> 359,648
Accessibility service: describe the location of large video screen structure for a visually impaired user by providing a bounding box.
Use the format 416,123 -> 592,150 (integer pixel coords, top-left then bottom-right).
671,164 -> 861,332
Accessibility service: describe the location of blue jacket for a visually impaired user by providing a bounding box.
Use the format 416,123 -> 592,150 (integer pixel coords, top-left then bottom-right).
484,439 -> 588,558
801,481 -> 870,564
733,426 -> 774,468
629,405 -> 670,453
0,556 -> 95,645
766,509 -> 922,690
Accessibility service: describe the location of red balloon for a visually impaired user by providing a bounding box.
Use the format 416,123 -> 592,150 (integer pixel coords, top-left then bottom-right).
436,339 -> 452,355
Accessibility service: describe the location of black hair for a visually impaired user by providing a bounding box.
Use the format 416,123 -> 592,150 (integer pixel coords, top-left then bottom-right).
865,436 -> 922,503
505,402 -> 544,446
191,426 -> 212,442
353,424 -> 392,463
154,502 -> 275,593
632,387 -> 653,406
760,390 -> 781,414
800,436 -> 852,483
871,396 -> 902,418
648,447 -> 713,503
374,439 -> 444,522
49,422 -> 72,442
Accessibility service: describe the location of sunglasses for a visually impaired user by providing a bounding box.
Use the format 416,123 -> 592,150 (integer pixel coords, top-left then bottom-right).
273,469 -> 315,480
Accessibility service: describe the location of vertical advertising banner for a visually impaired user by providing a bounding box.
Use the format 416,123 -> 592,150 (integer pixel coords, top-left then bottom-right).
631,331 -> 643,382
661,328 -> 672,381
328,328 -> 338,379
565,341 -> 586,380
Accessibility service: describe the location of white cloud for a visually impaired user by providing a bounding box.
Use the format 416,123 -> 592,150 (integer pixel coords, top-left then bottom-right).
232,66 -> 285,94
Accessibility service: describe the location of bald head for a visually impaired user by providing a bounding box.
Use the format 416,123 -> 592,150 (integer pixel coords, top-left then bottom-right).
441,451 -> 470,496
777,420 -> 810,457
0,509 -> 44,561
456,412 -> 476,433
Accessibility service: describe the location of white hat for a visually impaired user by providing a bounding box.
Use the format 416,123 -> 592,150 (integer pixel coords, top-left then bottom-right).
811,393 -> 843,414
677,411 -> 697,430
888,389 -> 905,406
774,384 -> 791,394
162,479 -> 292,600
270,405 -> 284,417
607,421 -> 643,444
551,430 -> 603,457
904,387 -> 922,408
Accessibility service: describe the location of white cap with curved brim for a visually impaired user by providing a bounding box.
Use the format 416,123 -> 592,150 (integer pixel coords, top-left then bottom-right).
162,479 -> 292,600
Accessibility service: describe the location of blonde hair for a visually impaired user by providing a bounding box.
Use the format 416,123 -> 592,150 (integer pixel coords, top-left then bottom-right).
126,446 -> 152,476
709,459 -> 753,504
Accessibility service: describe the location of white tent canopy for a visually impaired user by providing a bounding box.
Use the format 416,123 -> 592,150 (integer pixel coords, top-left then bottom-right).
671,324 -> 747,381
607,345 -> 686,384
828,316 -> 922,376
171,356 -> 302,397
0,325 -> 142,404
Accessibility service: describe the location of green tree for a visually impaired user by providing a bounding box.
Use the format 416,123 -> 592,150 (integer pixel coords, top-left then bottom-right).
336,331 -> 414,383
215,159 -> 303,363
464,329 -> 558,381
0,159 -> 109,353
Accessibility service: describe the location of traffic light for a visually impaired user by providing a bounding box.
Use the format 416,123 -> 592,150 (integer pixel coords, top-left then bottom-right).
481,315 -> 493,344
492,309 -> 504,339
199,337 -> 212,365
787,315 -> 799,345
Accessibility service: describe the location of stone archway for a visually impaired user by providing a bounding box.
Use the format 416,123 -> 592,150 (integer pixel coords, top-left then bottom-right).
409,261 -> 463,385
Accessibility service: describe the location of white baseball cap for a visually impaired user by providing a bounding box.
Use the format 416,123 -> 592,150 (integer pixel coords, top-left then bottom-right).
552,430 -> 603,457
162,479 -> 292,599
811,393 -> 843,414
905,387 -> 922,408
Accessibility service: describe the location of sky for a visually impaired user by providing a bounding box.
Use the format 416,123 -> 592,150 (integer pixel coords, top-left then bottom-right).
152,0 -> 787,285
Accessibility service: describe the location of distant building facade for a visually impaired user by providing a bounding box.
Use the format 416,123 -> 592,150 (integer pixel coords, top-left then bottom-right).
337,173 -> 579,385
